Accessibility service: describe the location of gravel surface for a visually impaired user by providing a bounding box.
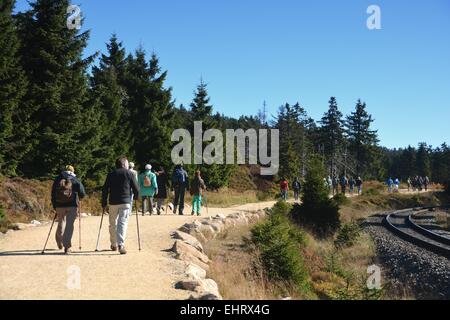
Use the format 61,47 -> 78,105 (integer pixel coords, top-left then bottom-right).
363,213 -> 450,299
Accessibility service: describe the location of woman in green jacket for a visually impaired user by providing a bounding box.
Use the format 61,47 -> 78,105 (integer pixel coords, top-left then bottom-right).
138,164 -> 158,215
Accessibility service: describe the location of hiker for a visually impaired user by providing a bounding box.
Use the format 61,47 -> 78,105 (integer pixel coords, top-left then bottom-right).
51,165 -> 86,254
172,164 -> 189,215
407,177 -> 412,191
155,166 -> 169,215
327,176 -> 333,194
394,178 -> 400,192
190,170 -> 206,216
386,177 -> 394,193
102,156 -> 139,254
355,176 -> 363,195
340,175 -> 348,195
424,176 -> 430,191
280,177 -> 289,201
332,176 -> 339,195
349,177 -> 355,194
129,162 -> 138,209
138,164 -> 158,215
292,177 -> 301,201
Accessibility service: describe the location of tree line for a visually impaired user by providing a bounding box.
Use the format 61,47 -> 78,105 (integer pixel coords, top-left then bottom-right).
1,0 -> 448,190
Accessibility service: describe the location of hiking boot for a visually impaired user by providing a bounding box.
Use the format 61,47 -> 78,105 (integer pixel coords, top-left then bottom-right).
191,212 -> 195,216
64,248 -> 72,255
111,245 -> 118,252
57,243 -> 63,250
119,246 -> 127,255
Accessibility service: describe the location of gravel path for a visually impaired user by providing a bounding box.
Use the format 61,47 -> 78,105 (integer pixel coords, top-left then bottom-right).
0,201 -> 275,300
363,213 -> 450,299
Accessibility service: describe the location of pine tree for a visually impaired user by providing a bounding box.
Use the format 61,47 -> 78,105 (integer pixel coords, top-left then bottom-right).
320,97 -> 345,177
16,0 -> 100,178
345,100 -> 379,177
0,0 -> 27,176
416,142 -> 431,178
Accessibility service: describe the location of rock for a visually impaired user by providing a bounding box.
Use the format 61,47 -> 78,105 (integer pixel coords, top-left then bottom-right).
216,213 -> 226,219
196,224 -> 216,240
12,223 -> 31,230
172,240 -> 209,264
177,253 -> 210,271
185,263 -> 207,280
203,278 -> 220,296
190,292 -> 223,300
175,279 -> 203,291
173,231 -> 204,252
179,220 -> 202,233
30,220 -> 41,226
206,221 -> 223,233
81,213 -> 88,217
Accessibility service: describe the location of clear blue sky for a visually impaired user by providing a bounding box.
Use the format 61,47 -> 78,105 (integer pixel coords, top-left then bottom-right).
14,0 -> 450,149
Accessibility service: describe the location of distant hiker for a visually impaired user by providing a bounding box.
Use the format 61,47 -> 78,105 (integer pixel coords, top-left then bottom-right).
138,164 -> 158,215
407,177 -> 412,191
340,175 -> 348,195
190,170 -> 206,216
424,176 -> 430,191
349,177 -> 355,194
129,162 -> 138,208
280,177 -> 289,201
51,165 -> 86,254
332,176 -> 339,195
387,177 -> 394,193
155,166 -> 169,215
327,176 -> 333,194
394,178 -> 400,192
172,164 -> 189,215
355,176 -> 363,195
292,178 -> 301,201
102,156 -> 139,255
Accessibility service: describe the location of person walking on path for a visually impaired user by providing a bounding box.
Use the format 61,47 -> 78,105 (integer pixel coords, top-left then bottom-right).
129,162 -> 138,210
332,176 -> 339,195
51,165 -> 86,254
138,164 -> 158,215
292,178 -> 301,201
340,175 -> 348,195
280,177 -> 289,201
155,166 -> 169,215
387,177 -> 394,193
349,177 -> 355,194
355,176 -> 363,195
102,156 -> 139,254
172,164 -> 189,215
394,178 -> 400,192
190,170 -> 206,216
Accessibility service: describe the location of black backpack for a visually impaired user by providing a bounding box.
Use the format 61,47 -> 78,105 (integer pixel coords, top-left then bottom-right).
56,178 -> 74,205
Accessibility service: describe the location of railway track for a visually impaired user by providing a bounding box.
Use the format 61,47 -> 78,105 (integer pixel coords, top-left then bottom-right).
384,206 -> 450,259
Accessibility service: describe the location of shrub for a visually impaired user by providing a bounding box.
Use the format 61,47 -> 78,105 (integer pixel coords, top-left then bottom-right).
334,223 -> 361,249
333,193 -> 350,206
292,158 -> 340,237
251,201 -> 310,293
0,204 -> 10,233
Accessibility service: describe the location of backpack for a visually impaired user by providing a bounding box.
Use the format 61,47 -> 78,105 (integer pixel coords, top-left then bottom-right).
293,181 -> 300,190
56,178 -> 74,205
174,169 -> 186,185
143,174 -> 152,187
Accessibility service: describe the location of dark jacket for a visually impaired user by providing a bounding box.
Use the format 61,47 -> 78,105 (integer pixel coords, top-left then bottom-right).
102,168 -> 139,207
156,172 -> 169,199
172,168 -> 189,189
51,172 -> 86,208
191,177 -> 206,196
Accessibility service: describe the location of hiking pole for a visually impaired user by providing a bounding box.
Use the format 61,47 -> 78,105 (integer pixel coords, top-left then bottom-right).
41,212 -> 58,254
78,202 -> 82,251
135,200 -> 142,251
95,208 -> 105,252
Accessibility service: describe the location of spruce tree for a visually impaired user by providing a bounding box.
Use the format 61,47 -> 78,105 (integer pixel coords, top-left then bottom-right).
345,100 -> 379,177
416,142 -> 431,178
0,0 -> 27,176
16,0 -> 100,178
320,97 -> 345,177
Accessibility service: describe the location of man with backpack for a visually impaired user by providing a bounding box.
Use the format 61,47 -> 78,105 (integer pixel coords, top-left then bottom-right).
292,178 -> 301,201
348,177 -> 355,194
355,176 -> 363,195
51,165 -> 86,254
102,156 -> 139,255
340,175 -> 348,195
138,164 -> 158,215
190,170 -> 206,216
172,164 -> 189,215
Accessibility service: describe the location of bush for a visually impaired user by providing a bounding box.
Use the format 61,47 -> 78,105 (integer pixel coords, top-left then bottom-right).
333,193 -> 350,206
292,158 -> 340,237
251,201 -> 310,293
0,204 -> 10,233
334,223 -> 361,249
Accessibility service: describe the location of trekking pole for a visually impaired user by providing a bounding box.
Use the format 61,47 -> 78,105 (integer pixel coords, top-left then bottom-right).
135,200 -> 142,251
41,212 -> 58,254
95,208 -> 105,252
78,202 -> 82,251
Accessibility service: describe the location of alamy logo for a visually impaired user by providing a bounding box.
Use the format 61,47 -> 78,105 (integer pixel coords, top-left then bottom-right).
171,122 -> 279,175
67,5 -> 81,30
66,265 -> 81,290
367,5 -> 382,30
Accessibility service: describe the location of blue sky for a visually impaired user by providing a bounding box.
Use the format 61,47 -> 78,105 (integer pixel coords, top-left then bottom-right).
14,0 -> 450,149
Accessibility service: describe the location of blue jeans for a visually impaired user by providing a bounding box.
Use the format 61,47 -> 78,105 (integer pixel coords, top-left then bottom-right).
281,190 -> 288,201
109,203 -> 131,247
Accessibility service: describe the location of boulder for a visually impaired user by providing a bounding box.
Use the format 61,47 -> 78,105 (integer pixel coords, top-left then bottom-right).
203,279 -> 220,296
215,213 -> 226,219
173,230 -> 204,252
177,253 -> 210,271
175,279 -> 203,291
30,220 -> 41,226
179,220 -> 202,233
172,240 -> 209,264
206,221 -> 223,233
185,263 -> 207,280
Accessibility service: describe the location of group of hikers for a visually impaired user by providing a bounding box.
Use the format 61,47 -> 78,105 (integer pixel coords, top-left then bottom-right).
51,157 -> 206,255
386,175 -> 430,193
326,175 -> 363,196
279,177 -> 302,201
